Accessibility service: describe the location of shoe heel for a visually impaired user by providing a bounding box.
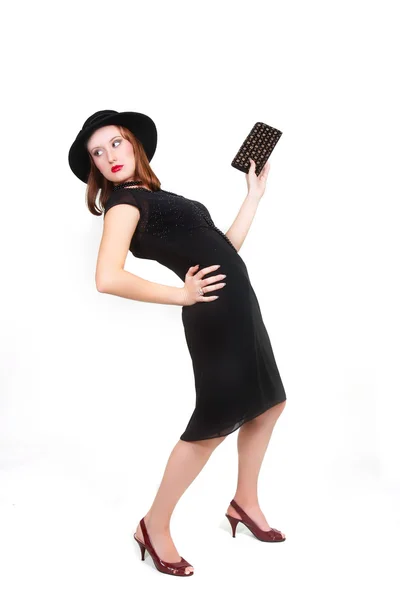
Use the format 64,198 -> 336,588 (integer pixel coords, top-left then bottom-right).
226,514 -> 241,537
134,535 -> 146,560
227,499 -> 286,542
134,519 -> 194,576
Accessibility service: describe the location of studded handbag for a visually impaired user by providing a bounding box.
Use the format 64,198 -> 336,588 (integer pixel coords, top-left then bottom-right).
231,122 -> 283,177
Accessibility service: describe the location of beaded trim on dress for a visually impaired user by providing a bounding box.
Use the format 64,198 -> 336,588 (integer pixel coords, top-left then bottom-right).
123,187 -> 237,252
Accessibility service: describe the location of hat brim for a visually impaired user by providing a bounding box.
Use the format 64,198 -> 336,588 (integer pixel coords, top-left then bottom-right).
68,111 -> 157,183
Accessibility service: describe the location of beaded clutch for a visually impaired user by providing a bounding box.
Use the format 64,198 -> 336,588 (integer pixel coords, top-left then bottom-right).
231,122 -> 282,177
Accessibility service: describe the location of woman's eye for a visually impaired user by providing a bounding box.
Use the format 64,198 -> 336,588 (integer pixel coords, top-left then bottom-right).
93,139 -> 121,157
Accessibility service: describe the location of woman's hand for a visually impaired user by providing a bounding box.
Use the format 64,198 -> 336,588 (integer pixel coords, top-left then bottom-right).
245,158 -> 271,201
180,264 -> 227,306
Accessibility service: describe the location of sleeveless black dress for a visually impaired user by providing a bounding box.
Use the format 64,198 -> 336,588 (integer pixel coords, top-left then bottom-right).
104,187 -> 286,442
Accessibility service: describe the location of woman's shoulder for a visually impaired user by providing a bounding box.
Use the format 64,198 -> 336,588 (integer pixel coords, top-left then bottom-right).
105,186 -> 187,208
103,187 -> 144,215
134,186 -> 184,198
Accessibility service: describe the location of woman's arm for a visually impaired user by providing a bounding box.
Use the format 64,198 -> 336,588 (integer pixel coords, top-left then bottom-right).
98,269 -> 186,306
224,193 -> 260,253
225,158 -> 271,252
96,203 -> 185,306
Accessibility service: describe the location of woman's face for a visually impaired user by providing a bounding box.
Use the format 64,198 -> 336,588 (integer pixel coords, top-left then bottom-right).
86,124 -> 136,183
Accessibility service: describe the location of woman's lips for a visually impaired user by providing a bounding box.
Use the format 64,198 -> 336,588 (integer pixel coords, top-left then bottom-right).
111,165 -> 123,173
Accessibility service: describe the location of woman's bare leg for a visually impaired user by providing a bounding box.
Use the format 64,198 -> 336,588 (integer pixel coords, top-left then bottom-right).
226,401 -> 286,537
135,435 -> 226,574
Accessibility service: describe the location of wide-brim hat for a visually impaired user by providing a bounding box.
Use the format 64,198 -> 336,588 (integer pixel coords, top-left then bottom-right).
68,109 -> 158,183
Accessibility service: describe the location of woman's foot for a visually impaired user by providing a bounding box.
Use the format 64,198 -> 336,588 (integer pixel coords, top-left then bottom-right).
226,500 -> 286,540
134,516 -> 194,575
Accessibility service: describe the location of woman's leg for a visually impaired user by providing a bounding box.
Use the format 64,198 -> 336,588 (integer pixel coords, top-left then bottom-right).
135,435 -> 226,574
226,400 -> 286,536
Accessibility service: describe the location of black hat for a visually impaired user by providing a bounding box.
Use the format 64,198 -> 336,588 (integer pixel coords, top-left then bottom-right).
68,109 -> 158,183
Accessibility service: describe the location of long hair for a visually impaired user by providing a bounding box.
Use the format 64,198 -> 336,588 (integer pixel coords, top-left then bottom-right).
85,125 -> 161,216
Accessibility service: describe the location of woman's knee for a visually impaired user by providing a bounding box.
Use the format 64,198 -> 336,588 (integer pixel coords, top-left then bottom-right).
190,434 -> 227,452
253,400 -> 286,425
273,399 -> 286,416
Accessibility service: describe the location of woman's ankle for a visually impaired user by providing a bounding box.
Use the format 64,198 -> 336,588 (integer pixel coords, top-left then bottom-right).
144,511 -> 171,532
232,495 -> 259,508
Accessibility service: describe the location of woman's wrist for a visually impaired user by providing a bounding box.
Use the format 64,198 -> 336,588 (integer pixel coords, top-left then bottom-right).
245,191 -> 261,203
99,269 -> 188,307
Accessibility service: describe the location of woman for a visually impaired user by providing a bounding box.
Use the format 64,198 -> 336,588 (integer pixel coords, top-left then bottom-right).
68,109 -> 287,577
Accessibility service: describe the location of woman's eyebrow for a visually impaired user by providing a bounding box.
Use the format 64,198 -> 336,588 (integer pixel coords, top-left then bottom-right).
89,135 -> 120,152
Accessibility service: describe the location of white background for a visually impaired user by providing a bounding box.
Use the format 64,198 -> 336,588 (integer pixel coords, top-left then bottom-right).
1,0 -> 399,597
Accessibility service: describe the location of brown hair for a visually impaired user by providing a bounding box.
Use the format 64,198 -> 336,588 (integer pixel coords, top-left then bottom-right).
85,125 -> 161,216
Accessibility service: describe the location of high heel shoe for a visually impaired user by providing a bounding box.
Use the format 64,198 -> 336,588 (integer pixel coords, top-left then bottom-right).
225,499 -> 286,542
133,517 -> 194,576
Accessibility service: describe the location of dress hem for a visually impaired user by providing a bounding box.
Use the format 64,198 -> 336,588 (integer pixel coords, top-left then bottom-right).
179,396 -> 287,442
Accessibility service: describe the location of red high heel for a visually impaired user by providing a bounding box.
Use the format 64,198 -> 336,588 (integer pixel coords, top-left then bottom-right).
133,517 -> 194,576
225,499 -> 286,542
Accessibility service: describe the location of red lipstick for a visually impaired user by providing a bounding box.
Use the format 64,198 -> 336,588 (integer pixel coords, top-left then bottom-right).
111,165 -> 123,173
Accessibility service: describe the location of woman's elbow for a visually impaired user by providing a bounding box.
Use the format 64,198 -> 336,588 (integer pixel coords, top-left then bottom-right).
96,273 -> 111,293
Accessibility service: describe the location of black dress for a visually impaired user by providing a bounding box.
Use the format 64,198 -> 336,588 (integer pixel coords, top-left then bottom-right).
104,186 -> 286,442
